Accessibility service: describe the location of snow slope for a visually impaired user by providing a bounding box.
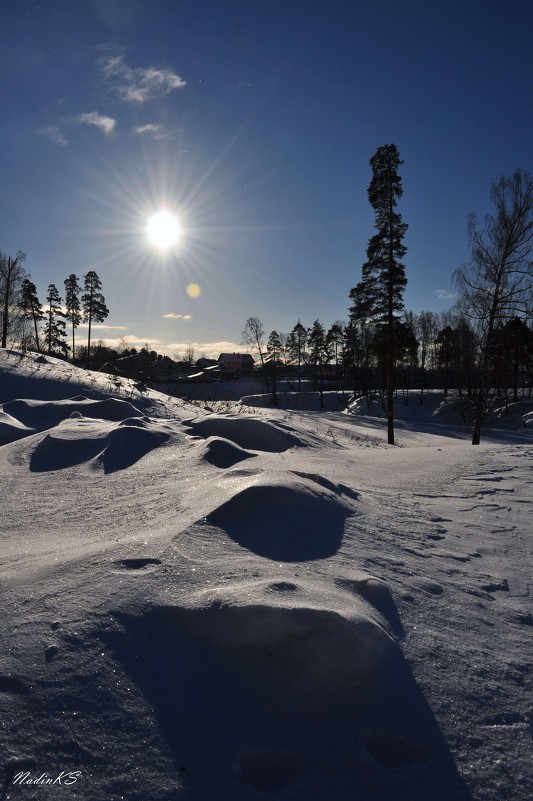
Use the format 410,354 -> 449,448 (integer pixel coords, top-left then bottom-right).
0,349 -> 532,801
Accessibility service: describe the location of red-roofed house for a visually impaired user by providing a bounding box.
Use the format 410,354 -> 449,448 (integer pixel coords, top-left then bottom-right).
217,353 -> 255,376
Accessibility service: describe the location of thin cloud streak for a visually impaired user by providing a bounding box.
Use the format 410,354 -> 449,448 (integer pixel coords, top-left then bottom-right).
38,125 -> 68,146
435,289 -> 457,300
102,55 -> 186,104
77,324 -> 128,331
163,313 -> 192,319
77,112 -> 116,134
131,123 -> 166,138
95,336 -> 245,358
165,341 -> 244,357
100,335 -> 163,349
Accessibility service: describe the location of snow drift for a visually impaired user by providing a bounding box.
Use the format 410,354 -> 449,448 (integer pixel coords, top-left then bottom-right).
0,349 -> 532,801
183,414 -> 316,452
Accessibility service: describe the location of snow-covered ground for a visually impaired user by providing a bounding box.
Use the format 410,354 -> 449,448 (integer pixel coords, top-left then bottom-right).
0,349 -> 532,801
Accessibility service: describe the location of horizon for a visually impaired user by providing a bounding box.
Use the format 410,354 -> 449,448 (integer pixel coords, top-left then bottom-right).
1,0 -> 531,358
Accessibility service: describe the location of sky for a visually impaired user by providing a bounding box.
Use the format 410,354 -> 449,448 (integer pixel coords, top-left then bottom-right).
1,0 -> 531,359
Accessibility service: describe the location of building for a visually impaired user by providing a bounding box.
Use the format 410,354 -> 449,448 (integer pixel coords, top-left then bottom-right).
217,352 -> 255,377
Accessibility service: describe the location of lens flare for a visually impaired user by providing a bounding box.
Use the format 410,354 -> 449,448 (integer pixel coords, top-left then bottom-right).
187,283 -> 201,298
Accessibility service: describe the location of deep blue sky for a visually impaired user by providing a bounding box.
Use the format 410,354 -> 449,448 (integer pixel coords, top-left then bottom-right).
1,0 -> 531,357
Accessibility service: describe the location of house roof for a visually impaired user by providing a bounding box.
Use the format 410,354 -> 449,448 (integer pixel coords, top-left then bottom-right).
218,352 -> 254,363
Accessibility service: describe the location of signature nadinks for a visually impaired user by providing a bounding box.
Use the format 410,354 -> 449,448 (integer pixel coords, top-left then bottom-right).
12,771 -> 82,786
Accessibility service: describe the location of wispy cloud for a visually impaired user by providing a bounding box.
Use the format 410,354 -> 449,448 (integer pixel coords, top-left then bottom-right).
78,323 -> 128,331
38,125 -> 68,146
76,112 -> 116,135
132,123 -> 166,139
93,337 -> 243,358
102,55 -> 186,104
434,289 -> 457,300
163,313 -> 192,320
165,341 -> 243,358
97,334 -> 162,349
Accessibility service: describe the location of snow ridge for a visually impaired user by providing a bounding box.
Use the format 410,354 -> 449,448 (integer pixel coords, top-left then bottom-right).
0,349 -> 532,801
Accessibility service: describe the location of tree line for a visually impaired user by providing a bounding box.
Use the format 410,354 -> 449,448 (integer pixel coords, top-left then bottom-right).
243,309 -> 531,409
2,145 -> 532,445
0,263 -> 108,367
243,146 -> 532,445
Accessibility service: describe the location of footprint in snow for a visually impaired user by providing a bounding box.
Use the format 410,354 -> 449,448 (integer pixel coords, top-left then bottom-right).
480,578 -> 509,593
268,581 -> 298,592
113,558 -> 162,572
45,645 -> 60,663
427,532 -> 446,541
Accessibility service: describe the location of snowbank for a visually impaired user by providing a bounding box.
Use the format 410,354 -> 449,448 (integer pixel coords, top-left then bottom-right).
0,350 -> 532,801
241,391 -> 347,411
183,414 -> 316,452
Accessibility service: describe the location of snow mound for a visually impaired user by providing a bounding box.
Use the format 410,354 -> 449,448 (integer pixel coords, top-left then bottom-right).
489,400 -> 533,429
432,397 -> 531,429
141,597 -> 395,703
29,417 -> 171,473
30,424 -> 108,471
0,410 -> 33,445
0,349 -> 143,404
183,414 -> 308,452
99,425 -> 171,473
0,396 -> 143,443
199,436 -> 257,468
523,411 -> 533,429
348,392 -> 445,421
241,391 -> 347,411
431,399 -> 472,425
202,480 -> 354,561
102,581 -> 454,800
290,470 -> 361,500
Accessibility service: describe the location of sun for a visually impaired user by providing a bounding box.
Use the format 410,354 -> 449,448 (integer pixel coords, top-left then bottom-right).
146,210 -> 182,250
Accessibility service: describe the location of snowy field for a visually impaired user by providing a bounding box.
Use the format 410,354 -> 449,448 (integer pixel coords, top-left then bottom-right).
0,349 -> 532,801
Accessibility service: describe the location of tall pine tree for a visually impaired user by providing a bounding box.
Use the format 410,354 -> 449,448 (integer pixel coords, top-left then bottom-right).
307,319 -> 330,403
287,321 -> 308,390
19,278 -> 45,352
350,144 -> 407,444
82,271 -> 109,368
266,330 -> 283,404
44,283 -> 68,357
64,273 -> 82,359
327,321 -> 345,388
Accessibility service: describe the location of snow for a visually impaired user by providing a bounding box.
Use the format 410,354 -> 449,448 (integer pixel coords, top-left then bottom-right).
0,348 -> 532,801
183,414 -> 322,452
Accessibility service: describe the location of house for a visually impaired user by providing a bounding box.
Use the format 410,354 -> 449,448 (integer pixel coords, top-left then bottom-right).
151,355 -> 182,383
196,357 -> 218,369
217,353 -> 255,375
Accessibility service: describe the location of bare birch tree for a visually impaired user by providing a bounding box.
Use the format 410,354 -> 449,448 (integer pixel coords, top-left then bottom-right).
455,169 -> 533,443
0,251 -> 26,348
